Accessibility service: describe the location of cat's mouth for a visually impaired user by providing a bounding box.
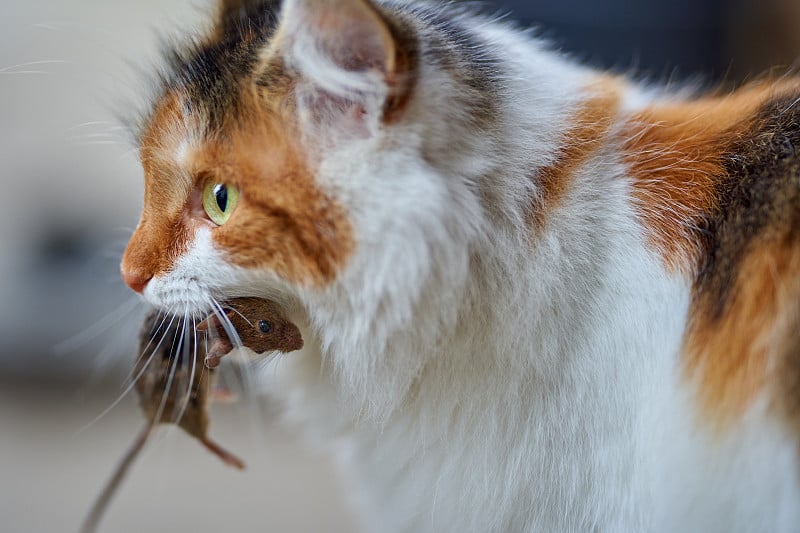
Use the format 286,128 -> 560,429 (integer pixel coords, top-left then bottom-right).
142,275 -> 219,317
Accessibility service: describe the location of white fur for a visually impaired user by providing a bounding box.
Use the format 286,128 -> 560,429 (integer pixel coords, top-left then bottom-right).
142,1 -> 800,531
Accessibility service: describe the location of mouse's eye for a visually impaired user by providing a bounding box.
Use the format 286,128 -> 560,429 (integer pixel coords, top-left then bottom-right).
258,320 -> 273,334
202,181 -> 239,226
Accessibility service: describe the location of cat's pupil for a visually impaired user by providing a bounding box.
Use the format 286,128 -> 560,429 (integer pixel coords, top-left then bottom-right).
214,184 -> 228,212
258,320 -> 273,334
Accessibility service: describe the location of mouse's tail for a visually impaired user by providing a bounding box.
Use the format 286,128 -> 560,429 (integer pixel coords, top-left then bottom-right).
80,423 -> 153,533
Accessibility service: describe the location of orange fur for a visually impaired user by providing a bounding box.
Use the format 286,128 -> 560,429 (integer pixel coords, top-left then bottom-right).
530,78 -> 621,229
122,92 -> 195,282
685,232 -> 800,425
622,79 -> 800,272
625,78 -> 800,425
200,120 -> 353,285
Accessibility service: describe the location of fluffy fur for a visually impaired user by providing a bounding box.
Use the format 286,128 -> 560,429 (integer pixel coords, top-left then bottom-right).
120,1 -> 800,531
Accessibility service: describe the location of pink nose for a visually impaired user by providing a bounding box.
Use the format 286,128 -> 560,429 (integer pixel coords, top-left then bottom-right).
121,268 -> 152,294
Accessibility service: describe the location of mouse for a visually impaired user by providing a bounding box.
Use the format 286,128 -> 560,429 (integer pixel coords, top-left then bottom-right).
197,297 -> 304,369
82,298 -> 303,533
132,310 -> 245,465
81,309 -> 243,533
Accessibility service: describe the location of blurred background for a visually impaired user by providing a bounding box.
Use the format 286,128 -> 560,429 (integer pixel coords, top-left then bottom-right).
1,1 -> 798,532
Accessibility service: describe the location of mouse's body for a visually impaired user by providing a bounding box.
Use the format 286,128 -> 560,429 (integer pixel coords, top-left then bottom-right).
135,311 -> 212,442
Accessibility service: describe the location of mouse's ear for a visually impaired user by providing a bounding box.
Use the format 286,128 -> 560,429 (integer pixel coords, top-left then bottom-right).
196,314 -> 221,333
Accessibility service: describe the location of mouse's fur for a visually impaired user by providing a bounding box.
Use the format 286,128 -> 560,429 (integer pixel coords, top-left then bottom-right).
197,297 -> 304,368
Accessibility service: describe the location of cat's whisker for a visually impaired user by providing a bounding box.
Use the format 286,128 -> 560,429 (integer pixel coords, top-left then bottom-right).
72,313 -> 179,437
74,307 -> 146,402
54,297 -> 141,356
166,317 -> 188,423
207,296 -> 259,398
0,60 -> 69,74
117,147 -> 142,161
67,121 -> 118,131
152,313 -> 187,427
0,70 -> 49,75
781,95 -> 800,114
225,306 -> 254,329
110,226 -> 136,236
209,297 -> 243,348
206,298 -> 266,435
69,133 -> 128,142
122,309 -> 171,387
74,140 -> 130,147
173,311 -> 199,427
208,295 -> 265,403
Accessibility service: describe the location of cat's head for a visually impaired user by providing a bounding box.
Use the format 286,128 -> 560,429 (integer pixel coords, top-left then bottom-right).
121,0 -> 394,311
118,0 -> 502,416
121,0 -> 491,318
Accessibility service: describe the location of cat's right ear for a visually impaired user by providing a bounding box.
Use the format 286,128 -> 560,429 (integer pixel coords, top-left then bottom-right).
274,0 -> 417,138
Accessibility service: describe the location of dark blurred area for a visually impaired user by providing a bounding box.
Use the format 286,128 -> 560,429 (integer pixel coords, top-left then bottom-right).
501,0 -> 800,83
1,1 -> 798,532
505,0 -> 727,79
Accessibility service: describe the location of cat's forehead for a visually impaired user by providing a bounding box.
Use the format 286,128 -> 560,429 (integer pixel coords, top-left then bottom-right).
137,1 -> 286,155
138,65 -> 295,193
158,2 -> 279,128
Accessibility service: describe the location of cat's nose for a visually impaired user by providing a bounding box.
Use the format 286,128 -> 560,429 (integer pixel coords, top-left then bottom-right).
121,267 -> 152,294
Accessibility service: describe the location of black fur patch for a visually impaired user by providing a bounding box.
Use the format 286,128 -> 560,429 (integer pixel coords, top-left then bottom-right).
159,0 -> 280,132
690,91 -> 800,431
694,94 -> 800,319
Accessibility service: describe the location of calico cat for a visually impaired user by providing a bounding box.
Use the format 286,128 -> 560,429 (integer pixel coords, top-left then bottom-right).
119,0 -> 800,531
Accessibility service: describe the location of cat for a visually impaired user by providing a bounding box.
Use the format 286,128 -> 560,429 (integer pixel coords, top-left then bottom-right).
119,0 -> 800,531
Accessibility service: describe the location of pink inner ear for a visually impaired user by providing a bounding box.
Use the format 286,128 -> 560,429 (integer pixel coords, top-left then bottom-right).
318,12 -> 393,73
284,0 -> 396,76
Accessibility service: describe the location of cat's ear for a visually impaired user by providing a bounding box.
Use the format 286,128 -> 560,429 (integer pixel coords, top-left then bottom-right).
216,0 -> 279,35
276,0 -> 415,136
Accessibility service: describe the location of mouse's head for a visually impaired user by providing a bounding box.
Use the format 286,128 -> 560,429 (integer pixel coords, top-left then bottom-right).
197,298 -> 304,354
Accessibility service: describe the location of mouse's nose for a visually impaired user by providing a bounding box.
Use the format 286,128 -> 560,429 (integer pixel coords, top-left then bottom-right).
121,267 -> 152,294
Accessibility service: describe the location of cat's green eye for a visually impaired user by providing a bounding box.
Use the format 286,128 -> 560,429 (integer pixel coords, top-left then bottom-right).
202,182 -> 239,226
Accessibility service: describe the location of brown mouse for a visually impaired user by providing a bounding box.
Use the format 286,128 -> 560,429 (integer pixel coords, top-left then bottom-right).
82,309 -> 244,533
197,297 -> 304,369
132,310 -> 244,465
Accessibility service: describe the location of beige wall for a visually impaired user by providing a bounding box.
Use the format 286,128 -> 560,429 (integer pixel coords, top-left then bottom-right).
0,3 -> 354,532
